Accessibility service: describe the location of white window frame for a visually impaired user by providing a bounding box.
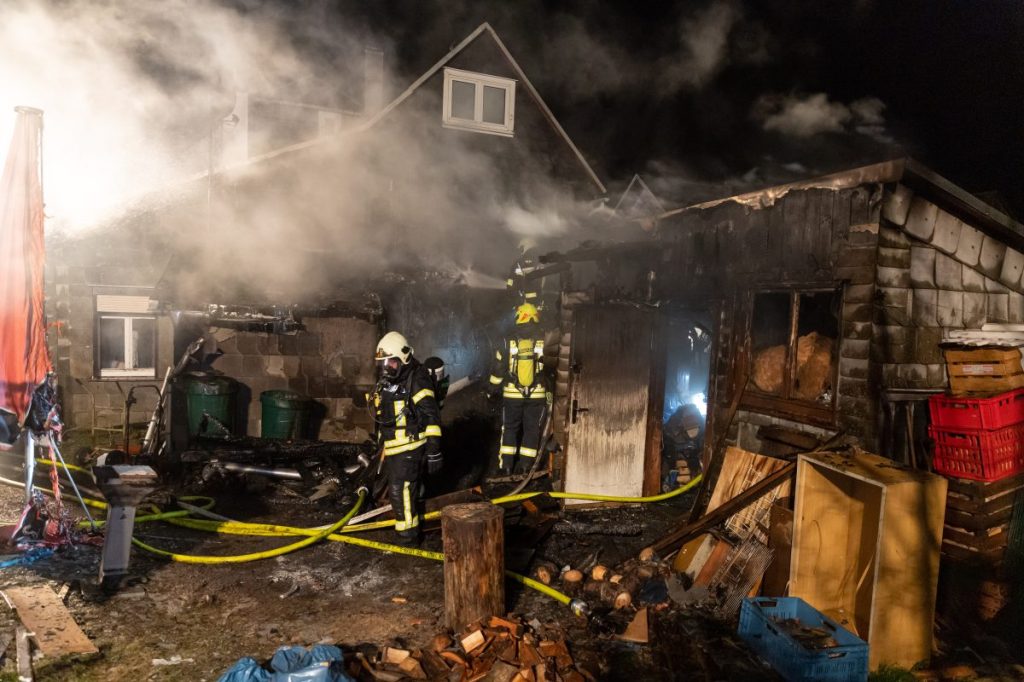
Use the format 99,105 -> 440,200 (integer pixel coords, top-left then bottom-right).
95,295 -> 157,379
442,67 -> 516,137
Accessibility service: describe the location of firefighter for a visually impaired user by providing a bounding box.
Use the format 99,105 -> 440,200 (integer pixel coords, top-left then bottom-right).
371,332 -> 442,546
505,259 -> 539,307
488,302 -> 550,475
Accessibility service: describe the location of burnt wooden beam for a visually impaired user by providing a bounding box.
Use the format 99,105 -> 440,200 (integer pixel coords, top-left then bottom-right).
652,462 -> 796,556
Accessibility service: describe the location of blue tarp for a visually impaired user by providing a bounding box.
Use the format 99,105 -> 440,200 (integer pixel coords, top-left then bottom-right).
218,644 -> 355,682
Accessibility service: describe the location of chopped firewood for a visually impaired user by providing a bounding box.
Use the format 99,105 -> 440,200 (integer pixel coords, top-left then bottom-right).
538,640 -> 569,659
496,637 -> 518,664
534,663 -> 548,682
590,565 -> 609,581
518,642 -> 543,667
561,672 -> 586,682
488,616 -> 525,638
619,608 -> 649,644
533,562 -> 559,585
522,500 -> 541,515
440,650 -> 468,669
461,630 -> 487,655
561,569 -> 583,584
390,596 -> 408,604
471,647 -> 499,677
511,669 -> 535,682
399,656 -> 427,679
613,591 -> 632,610
432,633 -> 454,652
382,646 -> 411,665
609,574 -> 623,584
583,580 -> 618,603
639,547 -> 656,562
420,651 -> 450,678
483,660 -> 521,682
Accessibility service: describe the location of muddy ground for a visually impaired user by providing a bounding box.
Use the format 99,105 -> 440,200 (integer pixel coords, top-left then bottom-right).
0,452 -> 1021,681
0,465 -> 758,681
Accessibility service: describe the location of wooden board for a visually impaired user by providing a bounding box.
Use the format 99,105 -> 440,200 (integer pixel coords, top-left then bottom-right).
790,451 -> 947,671
707,446 -> 791,542
762,504 -> 793,597
2,585 -> 98,658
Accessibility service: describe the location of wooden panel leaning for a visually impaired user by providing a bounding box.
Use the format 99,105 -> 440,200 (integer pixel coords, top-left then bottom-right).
441,502 -> 505,631
789,451 -> 947,671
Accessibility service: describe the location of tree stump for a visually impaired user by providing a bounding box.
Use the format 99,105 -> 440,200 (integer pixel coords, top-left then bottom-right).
442,502 -> 504,630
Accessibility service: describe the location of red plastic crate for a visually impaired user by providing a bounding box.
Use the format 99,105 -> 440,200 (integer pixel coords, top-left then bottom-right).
930,423 -> 1024,482
929,388 -> 1024,430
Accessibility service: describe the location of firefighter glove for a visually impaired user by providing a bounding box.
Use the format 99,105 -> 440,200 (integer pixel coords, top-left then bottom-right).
427,450 -> 443,475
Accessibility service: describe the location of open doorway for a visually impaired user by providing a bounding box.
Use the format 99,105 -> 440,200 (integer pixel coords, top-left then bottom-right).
660,311 -> 714,491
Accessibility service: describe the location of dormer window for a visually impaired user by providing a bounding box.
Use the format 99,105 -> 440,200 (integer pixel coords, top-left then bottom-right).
442,68 -> 515,137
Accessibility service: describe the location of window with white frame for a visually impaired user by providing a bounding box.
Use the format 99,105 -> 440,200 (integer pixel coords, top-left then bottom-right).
95,295 -> 157,379
442,67 -> 515,136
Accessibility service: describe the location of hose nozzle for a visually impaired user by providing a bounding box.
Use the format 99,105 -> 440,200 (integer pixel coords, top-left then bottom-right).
569,599 -> 589,618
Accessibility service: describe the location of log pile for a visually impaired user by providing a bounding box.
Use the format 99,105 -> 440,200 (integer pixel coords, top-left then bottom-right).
532,550 -> 673,614
357,615 -> 593,681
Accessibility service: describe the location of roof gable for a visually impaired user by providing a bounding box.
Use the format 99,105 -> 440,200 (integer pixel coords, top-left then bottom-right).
241,23 -> 605,194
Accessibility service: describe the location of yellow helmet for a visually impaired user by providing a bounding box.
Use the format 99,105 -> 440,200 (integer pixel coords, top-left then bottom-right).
515,302 -> 540,325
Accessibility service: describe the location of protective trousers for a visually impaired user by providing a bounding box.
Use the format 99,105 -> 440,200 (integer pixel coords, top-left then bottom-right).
386,447 -> 425,544
498,398 -> 547,474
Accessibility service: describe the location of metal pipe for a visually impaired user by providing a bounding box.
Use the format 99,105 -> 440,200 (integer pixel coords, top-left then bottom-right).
22,431 -> 34,505
220,462 -> 302,480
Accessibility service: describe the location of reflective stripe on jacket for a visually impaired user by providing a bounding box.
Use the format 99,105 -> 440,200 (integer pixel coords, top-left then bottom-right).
372,361 -> 442,456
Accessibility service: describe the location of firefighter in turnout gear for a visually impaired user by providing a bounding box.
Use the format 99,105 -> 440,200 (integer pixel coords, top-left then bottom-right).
488,302 -> 550,475
371,331 -> 442,546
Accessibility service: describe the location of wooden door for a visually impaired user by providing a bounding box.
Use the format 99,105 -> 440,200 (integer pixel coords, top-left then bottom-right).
563,304 -> 665,503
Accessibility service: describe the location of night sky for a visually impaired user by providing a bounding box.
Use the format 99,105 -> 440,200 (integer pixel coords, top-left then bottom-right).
334,0 -> 1024,215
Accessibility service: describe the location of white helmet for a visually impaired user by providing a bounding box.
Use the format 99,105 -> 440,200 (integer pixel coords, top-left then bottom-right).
376,331 -> 412,378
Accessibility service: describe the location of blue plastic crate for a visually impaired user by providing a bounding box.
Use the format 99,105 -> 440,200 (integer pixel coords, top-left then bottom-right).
738,597 -> 868,682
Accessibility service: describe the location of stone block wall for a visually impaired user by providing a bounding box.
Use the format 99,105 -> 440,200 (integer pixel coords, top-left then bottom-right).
873,185 -> 1023,390
46,247 -> 174,440
207,317 -> 377,440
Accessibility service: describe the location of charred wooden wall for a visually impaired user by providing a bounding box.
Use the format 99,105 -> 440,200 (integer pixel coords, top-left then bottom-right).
654,186 -> 884,450
653,180 -> 1024,457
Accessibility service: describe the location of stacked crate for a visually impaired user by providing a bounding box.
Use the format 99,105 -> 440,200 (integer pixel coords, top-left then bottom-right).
930,347 -> 1024,568
928,388 -> 1024,482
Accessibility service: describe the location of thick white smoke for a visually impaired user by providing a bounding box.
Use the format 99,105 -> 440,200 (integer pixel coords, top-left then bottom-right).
753,92 -> 890,141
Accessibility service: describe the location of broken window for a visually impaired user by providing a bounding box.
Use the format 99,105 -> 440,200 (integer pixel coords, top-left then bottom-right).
745,288 -> 840,421
442,67 -> 515,136
95,295 -> 157,379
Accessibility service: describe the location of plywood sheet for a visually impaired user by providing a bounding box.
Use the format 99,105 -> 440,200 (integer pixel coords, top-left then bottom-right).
2,585 -> 98,658
790,450 -> 947,671
707,446 -> 792,542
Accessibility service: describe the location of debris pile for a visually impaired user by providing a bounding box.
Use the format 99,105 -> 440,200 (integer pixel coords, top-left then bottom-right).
357,615 -> 593,682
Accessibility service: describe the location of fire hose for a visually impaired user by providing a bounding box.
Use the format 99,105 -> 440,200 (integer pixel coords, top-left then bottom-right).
14,457 -> 703,617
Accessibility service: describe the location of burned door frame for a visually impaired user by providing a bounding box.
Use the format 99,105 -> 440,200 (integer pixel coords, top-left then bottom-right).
563,303 -> 666,500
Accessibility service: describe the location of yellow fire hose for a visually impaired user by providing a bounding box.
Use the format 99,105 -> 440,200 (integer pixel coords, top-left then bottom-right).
24,457 -> 703,615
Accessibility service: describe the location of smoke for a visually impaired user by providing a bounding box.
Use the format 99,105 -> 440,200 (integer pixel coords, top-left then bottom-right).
661,0 -> 743,90
1,1 -> 608,303
0,0 -> 362,231
753,92 -> 890,141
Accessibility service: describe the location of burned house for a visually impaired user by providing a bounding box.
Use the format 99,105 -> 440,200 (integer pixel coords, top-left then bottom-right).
45,22 -> 606,450
549,158 -> 1024,502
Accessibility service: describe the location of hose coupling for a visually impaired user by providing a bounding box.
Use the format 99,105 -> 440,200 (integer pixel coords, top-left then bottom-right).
569,599 -> 590,618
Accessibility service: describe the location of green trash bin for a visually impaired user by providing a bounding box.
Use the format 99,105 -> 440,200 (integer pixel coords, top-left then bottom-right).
184,375 -> 238,438
260,390 -> 310,440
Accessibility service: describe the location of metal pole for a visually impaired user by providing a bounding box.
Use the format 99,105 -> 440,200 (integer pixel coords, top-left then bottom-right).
48,437 -> 97,529
22,430 -> 34,505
